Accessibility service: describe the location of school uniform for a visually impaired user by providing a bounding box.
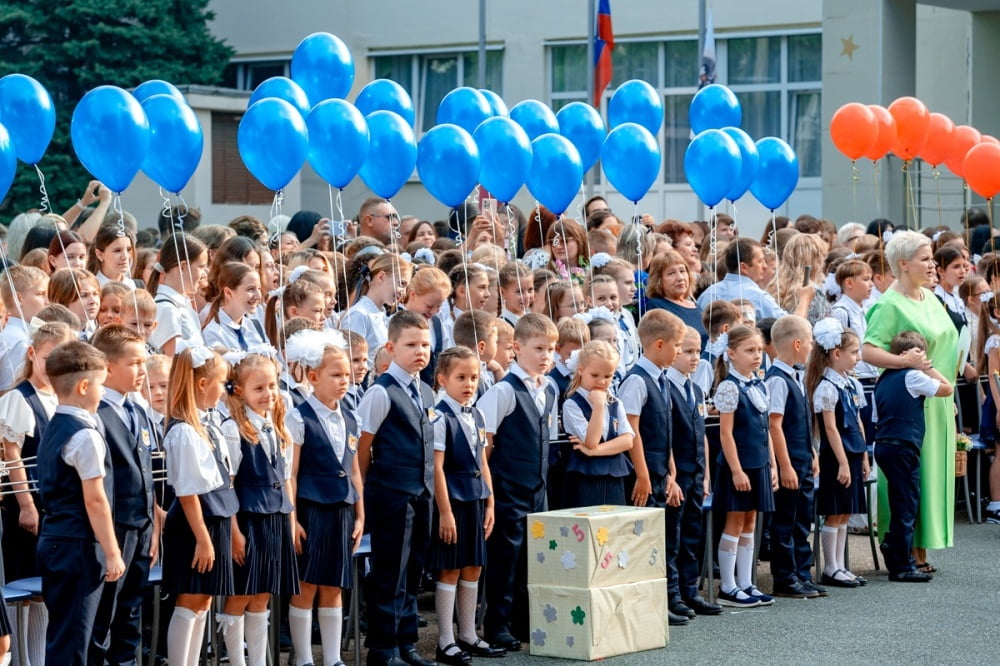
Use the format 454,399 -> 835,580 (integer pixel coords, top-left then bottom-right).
150,284 -> 205,353
873,368 -> 941,575
90,388 -> 157,665
666,367 -> 708,605
562,390 -> 633,506
500,309 -> 521,329
614,310 -> 639,375
222,408 -> 299,596
713,372 -> 775,513
161,414 -> 238,596
287,396 -> 361,588
202,308 -> 267,351
279,370 -> 310,409
545,360 -> 573,510
0,316 -> 30,391
765,361 -> 817,587
428,396 -> 490,570
831,295 -> 878,445
478,363 -> 557,641
619,357 -> 672,507
814,368 -> 868,516
437,305 -> 466,350
37,405 -> 112,664
419,312 -> 445,387
339,295 -> 388,362
982,334 -> 1000,444
342,382 -> 364,413
693,336 -> 727,397
357,362 -> 434,663
97,272 -> 137,290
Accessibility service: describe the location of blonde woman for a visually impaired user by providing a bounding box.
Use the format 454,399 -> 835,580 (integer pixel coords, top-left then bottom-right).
771,233 -> 830,324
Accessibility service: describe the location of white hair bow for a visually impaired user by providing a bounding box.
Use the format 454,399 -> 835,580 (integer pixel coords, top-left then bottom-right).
590,252 -> 612,269
813,317 -> 845,351
287,265 -> 310,284
414,247 -> 436,265
28,316 -> 47,337
706,332 -> 729,357
222,343 -> 278,367
176,339 -> 216,368
981,291 -> 995,303
285,329 -> 347,369
566,348 -> 581,374
574,306 -> 616,326
823,272 -> 842,299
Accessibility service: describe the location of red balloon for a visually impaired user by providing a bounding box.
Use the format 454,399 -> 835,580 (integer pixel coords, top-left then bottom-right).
944,125 -> 981,178
964,142 -> 1000,199
830,103 -> 878,161
918,113 -> 955,167
888,97 -> 930,161
983,135 -> 1000,145
864,105 -> 896,161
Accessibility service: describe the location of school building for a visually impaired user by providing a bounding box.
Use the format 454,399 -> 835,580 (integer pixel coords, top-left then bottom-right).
120,0 -> 1000,240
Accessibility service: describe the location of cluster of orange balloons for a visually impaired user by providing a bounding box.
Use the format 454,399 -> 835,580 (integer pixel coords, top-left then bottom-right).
830,97 -> 1000,199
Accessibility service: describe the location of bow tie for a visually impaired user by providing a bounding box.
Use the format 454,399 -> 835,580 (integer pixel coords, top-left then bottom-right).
742,377 -> 763,389
792,363 -> 806,371
460,405 -> 474,414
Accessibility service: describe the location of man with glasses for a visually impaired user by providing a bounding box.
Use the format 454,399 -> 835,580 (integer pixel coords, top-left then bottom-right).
358,197 -> 400,246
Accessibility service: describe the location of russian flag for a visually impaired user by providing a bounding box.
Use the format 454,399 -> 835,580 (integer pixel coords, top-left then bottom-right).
593,0 -> 614,107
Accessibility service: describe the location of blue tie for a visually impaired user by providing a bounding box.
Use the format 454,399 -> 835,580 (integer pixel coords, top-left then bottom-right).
408,379 -> 423,412
122,398 -> 139,439
234,324 -> 247,351
658,371 -> 669,396
685,379 -> 696,411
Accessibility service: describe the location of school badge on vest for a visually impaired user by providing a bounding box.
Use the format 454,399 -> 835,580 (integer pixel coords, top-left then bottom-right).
141,429 -> 151,448
427,407 -> 437,421
347,434 -> 358,453
478,427 -> 487,445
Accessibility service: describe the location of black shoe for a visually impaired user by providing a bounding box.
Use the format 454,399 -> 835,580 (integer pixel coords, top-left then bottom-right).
684,595 -> 723,616
772,580 -> 819,598
820,571 -> 860,588
800,579 -> 828,597
399,648 -> 435,666
850,574 -> 869,586
485,632 -> 522,652
456,638 -> 507,658
668,610 -> 690,626
435,644 -> 472,666
889,570 -> 932,582
417,614 -> 428,628
668,600 -> 696,619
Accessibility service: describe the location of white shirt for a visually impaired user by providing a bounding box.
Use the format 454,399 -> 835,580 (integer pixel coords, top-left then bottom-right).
150,284 -> 204,352
163,419 -> 226,497
58,405 -> 107,481
813,367 -> 866,413
561,387 -> 633,442
871,369 -> 941,423
500,309 -> 522,328
203,308 -> 266,352
714,371 -> 769,414
478,362 -> 557,439
339,296 -> 388,362
615,310 -> 639,374
357,362 -> 422,435
765,359 -> 804,416
433,394 -> 483,455
97,272 -> 137,290
0,317 -> 30,392
0,382 -> 57,447
619,356 -> 664,416
830,295 -> 877,378
286,394 -> 351,460
221,406 -> 293,481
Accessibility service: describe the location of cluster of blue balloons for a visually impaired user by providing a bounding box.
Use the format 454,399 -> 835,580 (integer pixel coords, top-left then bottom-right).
0,73 -> 57,200
684,84 -> 799,211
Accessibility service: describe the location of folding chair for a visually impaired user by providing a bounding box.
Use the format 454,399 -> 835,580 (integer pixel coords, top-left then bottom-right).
344,534 -> 372,665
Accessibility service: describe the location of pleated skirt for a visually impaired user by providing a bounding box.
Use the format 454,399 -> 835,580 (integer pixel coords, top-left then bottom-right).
233,511 -> 299,596
714,463 -> 775,513
817,448 -> 867,516
2,495 -> 39,580
163,509 -> 234,596
428,499 -> 486,571
296,500 -> 353,588
564,472 -> 627,508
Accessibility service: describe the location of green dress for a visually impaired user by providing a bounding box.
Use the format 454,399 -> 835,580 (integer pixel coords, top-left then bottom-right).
865,287 -> 960,549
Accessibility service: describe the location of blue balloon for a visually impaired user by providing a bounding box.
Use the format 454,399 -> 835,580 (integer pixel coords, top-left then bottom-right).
238,98 -> 308,191
690,84 -> 742,134
141,94 -> 203,193
417,124 -> 481,207
307,99 -> 370,189
721,127 -> 758,202
0,74 -> 56,165
526,133 -> 583,215
0,124 -> 16,201
132,80 -> 185,105
291,32 -> 355,105
601,123 -> 660,204
249,77 -> 311,119
750,137 -> 799,211
473,117 -> 532,204
71,86 -> 150,193
608,80 -> 662,135
684,129 -> 741,207
479,89 -> 508,117
436,87 -> 492,135
355,79 -> 414,127
557,102 -> 605,171
359,110 -> 417,199
509,100 -> 559,141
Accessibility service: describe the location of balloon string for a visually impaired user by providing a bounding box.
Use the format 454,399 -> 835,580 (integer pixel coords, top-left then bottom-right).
933,168 -> 943,229
902,160 -> 919,231
770,210 -> 780,306
851,160 -> 859,223
873,159 -> 882,218
34,165 -> 50,214
271,189 -> 287,356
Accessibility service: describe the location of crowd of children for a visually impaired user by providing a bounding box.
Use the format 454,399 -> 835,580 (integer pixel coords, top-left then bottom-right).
0,196 -> 990,666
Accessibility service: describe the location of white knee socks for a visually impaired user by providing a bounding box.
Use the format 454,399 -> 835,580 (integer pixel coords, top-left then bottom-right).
168,607 -> 198,665
189,610 -> 208,666
821,525 -> 840,576
317,607 -> 344,666
435,582 -> 457,648
837,525 -> 850,573
289,605 -> 313,666
718,533 -> 739,593
736,532 -> 755,590
218,613 -> 246,666
456,580 -> 480,645
245,610 -> 269,666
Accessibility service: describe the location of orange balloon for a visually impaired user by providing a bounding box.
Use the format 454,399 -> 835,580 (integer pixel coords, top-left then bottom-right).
888,96 -> 930,161
964,142 -> 1000,199
830,103 -> 878,161
864,105 -> 896,161
918,113 -> 955,167
983,135 -> 1000,145
944,125 -> 981,178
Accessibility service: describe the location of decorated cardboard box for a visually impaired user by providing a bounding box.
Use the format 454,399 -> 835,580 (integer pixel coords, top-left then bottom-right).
527,579 -> 669,660
526,505 -> 666,588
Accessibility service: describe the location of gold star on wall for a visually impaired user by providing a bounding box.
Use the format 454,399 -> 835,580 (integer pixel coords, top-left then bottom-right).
841,35 -> 859,61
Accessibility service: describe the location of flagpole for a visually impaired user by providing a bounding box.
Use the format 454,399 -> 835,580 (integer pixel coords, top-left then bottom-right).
478,0 -> 487,88
586,0 -> 596,197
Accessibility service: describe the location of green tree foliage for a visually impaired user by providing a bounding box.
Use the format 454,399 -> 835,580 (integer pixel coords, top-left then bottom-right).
0,0 -> 233,215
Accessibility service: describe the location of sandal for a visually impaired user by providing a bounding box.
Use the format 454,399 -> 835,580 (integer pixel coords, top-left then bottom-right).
916,562 -> 937,573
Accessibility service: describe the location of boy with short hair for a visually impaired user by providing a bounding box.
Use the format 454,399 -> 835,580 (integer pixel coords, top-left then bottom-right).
546,317 -> 589,510
498,262 -> 534,328
37,340 -> 125,663
862,250 -> 893,309
453,310 -> 501,395
693,300 -> 741,394
874,331 -> 952,582
494,319 -> 515,373
765,315 -> 825,598
586,273 -> 636,374
357,310 -> 436,666
479,313 -> 559,651
0,264 -> 49,390
120,288 -> 159,344
341,328 -> 369,412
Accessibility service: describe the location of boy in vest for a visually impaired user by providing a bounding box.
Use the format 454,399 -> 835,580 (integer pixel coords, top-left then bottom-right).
452,310 -> 501,397
765,315 -> 826,598
37,341 -> 125,664
873,331 -> 952,582
620,310 -> 693,625
498,262 -> 533,329
89,325 -> 161,664
692,300 -> 740,394
357,310 -> 436,666
546,317 -> 589,510
479,313 -> 558,651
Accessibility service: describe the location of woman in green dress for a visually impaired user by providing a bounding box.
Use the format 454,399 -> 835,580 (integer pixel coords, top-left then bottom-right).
864,231 -> 959,567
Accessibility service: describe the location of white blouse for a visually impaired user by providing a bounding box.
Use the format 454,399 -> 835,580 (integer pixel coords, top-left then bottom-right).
0,385 -> 58,447
163,420 -> 226,497
221,406 -> 293,482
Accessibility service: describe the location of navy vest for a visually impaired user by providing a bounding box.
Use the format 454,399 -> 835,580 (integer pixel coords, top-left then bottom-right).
764,365 -> 814,467
295,400 -> 360,504
818,376 -> 867,454
624,364 -> 671,479
97,399 -> 154,528
720,376 -> 769,469
367,373 -> 435,495
342,385 -> 363,413
280,378 -> 308,409
164,419 -> 239,519
437,401 -> 491,502
420,315 -> 445,387
14,381 -> 49,477
232,421 -> 294,514
667,378 -> 706,475
564,393 -> 632,477
874,369 -> 927,447
491,374 -> 556,494
37,411 -> 112,539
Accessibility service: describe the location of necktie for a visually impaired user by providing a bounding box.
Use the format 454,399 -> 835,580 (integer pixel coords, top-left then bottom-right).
684,379 -> 696,411
407,379 -> 423,411
234,323 -> 247,351
122,398 -> 139,439
658,371 -> 669,397
261,423 -> 278,465
460,405 -> 474,414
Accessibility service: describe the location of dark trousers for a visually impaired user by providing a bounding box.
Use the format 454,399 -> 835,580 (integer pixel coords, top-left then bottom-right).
89,523 -> 151,666
769,463 -> 816,584
874,439 -> 921,574
666,469 -> 705,602
364,485 -> 431,661
39,536 -> 105,665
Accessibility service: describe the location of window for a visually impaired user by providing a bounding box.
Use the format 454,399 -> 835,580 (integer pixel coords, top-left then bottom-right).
221,60 -> 290,91
372,49 -> 503,132
211,112 -> 274,205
